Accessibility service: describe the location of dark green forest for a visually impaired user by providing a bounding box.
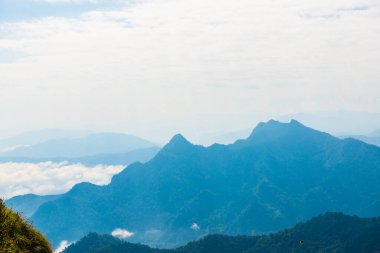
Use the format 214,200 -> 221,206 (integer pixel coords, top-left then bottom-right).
64,212 -> 380,253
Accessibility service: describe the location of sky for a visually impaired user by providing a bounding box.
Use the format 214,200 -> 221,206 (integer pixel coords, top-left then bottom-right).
0,0 -> 379,143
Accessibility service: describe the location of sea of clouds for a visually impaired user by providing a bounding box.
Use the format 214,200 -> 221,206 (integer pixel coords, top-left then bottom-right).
0,161 -> 124,199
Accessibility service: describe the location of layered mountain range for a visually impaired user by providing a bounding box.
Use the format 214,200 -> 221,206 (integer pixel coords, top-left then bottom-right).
12,120 -> 380,247
0,132 -> 159,166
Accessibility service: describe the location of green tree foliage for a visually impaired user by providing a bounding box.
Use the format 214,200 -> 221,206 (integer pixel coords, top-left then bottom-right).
0,199 -> 52,253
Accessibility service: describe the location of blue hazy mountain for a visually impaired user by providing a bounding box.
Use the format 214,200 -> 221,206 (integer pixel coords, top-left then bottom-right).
341,130 -> 380,147
0,128 -> 92,151
5,194 -> 61,218
0,132 -> 157,158
345,136 -> 380,147
277,111 -> 380,136
29,120 -> 380,247
370,129 -> 380,137
0,147 -> 160,166
63,213 -> 380,253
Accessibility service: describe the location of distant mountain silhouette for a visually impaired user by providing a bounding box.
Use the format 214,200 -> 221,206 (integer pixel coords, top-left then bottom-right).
0,146 -> 160,166
0,129 -> 92,151
341,134 -> 380,147
29,120 -> 380,247
0,133 -> 157,158
277,111 -> 380,136
370,129 -> 380,137
5,194 -> 61,218
63,213 -> 380,253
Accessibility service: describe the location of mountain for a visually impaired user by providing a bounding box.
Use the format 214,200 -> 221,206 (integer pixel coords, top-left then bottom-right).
277,111 -> 380,136
341,134 -> 380,147
5,194 -> 61,218
63,233 -> 159,253
198,128 -> 252,145
0,133 -> 157,158
63,213 -> 380,253
29,120 -> 380,247
0,146 -> 160,166
340,128 -> 380,147
59,147 -> 160,166
370,129 -> 380,137
0,199 -> 52,253
0,128 -> 92,151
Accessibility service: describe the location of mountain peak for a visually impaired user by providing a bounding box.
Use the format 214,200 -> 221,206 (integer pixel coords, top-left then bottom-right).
232,119 -> 334,148
254,119 -> 303,130
170,134 -> 190,144
67,182 -> 100,196
290,119 -> 303,125
247,119 -> 304,139
158,134 -> 195,155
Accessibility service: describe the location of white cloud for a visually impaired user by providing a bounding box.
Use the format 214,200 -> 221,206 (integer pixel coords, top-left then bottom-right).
0,0 -> 379,143
111,228 -> 135,239
0,162 -> 124,199
190,223 -> 200,231
54,240 -> 71,253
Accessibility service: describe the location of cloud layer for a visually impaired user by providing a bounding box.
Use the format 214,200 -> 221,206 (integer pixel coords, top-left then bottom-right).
0,0 -> 379,142
0,161 -> 124,199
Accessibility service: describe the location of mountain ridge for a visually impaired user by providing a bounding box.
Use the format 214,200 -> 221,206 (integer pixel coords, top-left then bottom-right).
27,119 -> 380,247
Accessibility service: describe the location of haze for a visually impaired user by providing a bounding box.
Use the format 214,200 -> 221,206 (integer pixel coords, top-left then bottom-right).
0,0 -> 379,143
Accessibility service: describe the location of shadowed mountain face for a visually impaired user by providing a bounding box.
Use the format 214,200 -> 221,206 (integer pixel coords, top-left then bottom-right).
30,120 -> 380,247
63,213 -> 380,253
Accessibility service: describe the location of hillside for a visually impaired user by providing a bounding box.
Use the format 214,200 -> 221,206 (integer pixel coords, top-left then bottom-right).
63,213 -> 380,253
0,199 -> 52,253
29,120 -> 380,247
